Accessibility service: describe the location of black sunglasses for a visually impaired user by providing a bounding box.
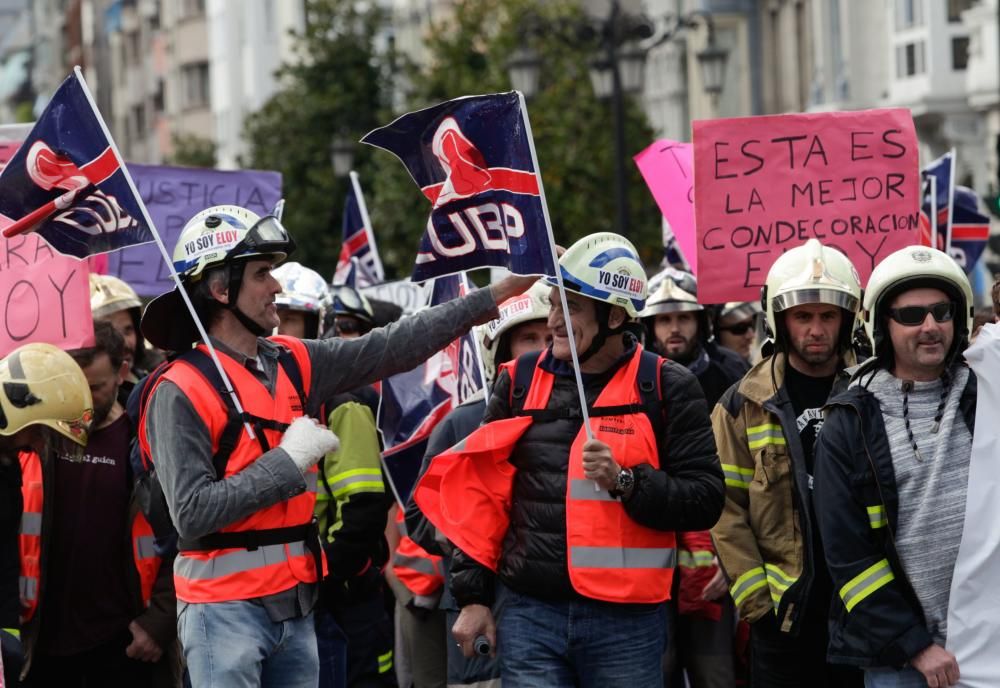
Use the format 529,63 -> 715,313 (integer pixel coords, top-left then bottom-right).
718,321 -> 755,336
887,302 -> 954,327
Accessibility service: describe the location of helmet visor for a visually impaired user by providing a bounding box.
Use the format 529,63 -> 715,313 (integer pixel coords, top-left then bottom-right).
772,288 -> 859,314
230,215 -> 296,260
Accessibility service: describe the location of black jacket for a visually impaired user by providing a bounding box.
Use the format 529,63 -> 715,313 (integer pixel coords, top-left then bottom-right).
450,342 -> 724,607
699,342 -> 751,408
813,365 -> 977,668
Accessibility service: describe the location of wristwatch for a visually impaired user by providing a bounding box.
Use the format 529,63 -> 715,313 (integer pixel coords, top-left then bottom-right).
608,467 -> 635,499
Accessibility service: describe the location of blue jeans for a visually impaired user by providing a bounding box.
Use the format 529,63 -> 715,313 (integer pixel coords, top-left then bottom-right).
496,585 -> 667,688
864,667 -> 928,688
177,600 -> 319,688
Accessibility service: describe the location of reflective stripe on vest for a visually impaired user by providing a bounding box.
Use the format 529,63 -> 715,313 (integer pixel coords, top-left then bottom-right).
867,504 -> 887,529
721,463 -> 753,490
840,559 -> 895,612
18,451 -> 42,623
730,566 -> 768,607
318,467 -> 383,501
131,511 -> 161,607
392,510 -> 444,597
155,337 -> 322,604
378,650 -> 393,674
523,347 -> 678,604
745,424 -> 786,450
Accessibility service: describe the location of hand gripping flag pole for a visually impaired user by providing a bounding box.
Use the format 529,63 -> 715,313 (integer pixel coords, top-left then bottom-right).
71,67 -> 257,439
515,93 -> 601,490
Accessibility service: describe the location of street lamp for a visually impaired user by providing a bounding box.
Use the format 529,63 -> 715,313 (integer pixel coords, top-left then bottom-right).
506,2 -> 728,241
330,134 -> 355,178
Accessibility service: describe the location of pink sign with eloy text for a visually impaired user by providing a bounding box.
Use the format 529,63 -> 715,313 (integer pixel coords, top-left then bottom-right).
0,233 -> 94,359
693,108 -> 921,303
634,139 -> 697,274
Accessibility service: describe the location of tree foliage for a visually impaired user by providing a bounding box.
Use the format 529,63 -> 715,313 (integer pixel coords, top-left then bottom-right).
244,0 -> 662,280
243,0 -> 391,278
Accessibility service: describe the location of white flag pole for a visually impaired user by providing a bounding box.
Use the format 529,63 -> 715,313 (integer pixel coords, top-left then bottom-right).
517,92 -> 601,490
73,66 -> 256,439
930,175 -> 939,250
946,149 -> 957,255
349,171 -> 386,284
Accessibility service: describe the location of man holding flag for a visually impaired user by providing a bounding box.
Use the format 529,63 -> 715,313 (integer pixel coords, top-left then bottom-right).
135,203 -> 534,687
414,233 -> 724,686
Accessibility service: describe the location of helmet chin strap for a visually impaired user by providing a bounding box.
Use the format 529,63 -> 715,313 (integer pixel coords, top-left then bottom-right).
225,261 -> 270,337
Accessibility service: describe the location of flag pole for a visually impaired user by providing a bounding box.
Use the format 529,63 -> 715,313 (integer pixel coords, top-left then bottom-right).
517,92 -> 601,490
73,66 -> 256,439
946,149 -> 957,254
349,171 -> 385,284
930,175 -> 938,250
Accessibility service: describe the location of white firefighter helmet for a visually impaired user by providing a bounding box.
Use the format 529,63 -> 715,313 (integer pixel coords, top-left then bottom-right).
862,245 -> 974,353
762,239 -> 862,340
546,232 -> 647,318
479,281 -> 551,385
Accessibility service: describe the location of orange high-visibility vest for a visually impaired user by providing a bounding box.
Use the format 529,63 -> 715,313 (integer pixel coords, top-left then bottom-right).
415,347 -> 677,604
139,336 -> 323,604
391,510 -> 443,605
17,451 -> 162,622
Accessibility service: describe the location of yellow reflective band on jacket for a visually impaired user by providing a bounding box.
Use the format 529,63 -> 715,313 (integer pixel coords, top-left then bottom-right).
867,505 -> 887,529
678,549 -> 716,568
765,563 -> 798,606
746,423 -> 786,450
730,566 -> 768,606
722,463 -> 754,489
840,559 -> 895,612
2,627 -> 19,639
324,467 -> 384,499
378,649 -> 393,674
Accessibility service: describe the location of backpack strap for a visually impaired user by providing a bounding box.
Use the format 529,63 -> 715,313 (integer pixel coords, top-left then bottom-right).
509,349 -> 544,414
636,350 -> 666,440
180,348 -> 249,478
276,346 -> 307,413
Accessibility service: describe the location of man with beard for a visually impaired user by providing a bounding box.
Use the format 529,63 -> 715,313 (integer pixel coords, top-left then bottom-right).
641,270 -> 749,408
814,247 -> 977,688
711,239 -> 863,687
18,322 -> 180,687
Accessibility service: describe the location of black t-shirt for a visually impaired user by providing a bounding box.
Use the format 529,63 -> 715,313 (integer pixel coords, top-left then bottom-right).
39,414 -> 134,656
783,363 -> 835,482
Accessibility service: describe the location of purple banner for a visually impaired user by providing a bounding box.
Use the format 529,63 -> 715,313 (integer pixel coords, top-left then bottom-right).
105,164 -> 282,296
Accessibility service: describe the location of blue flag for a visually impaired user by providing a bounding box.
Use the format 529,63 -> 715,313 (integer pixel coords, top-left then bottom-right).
0,70 -> 154,257
949,186 -> 990,273
362,92 -> 557,282
334,174 -> 384,287
377,273 -> 485,503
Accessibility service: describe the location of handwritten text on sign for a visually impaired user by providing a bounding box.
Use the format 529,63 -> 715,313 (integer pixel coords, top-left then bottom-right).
0,233 -> 93,358
693,108 -> 920,303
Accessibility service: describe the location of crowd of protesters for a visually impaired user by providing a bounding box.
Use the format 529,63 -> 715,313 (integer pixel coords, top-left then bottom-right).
0,203 -> 998,688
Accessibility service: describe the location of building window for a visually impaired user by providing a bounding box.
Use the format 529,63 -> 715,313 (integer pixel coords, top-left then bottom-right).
895,0 -> 924,30
181,62 -> 210,109
947,0 -> 973,23
896,41 -> 926,77
179,0 -> 205,20
951,36 -> 970,70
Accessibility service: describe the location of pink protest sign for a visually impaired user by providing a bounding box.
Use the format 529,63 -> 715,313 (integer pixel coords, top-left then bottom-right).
634,140 -> 697,274
0,233 -> 94,358
693,108 -> 920,303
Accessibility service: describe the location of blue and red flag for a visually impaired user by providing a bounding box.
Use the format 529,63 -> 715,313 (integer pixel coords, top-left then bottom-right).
377,273 -> 485,503
361,92 -> 557,282
919,178 -> 990,274
334,172 -> 384,287
0,70 -> 154,257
